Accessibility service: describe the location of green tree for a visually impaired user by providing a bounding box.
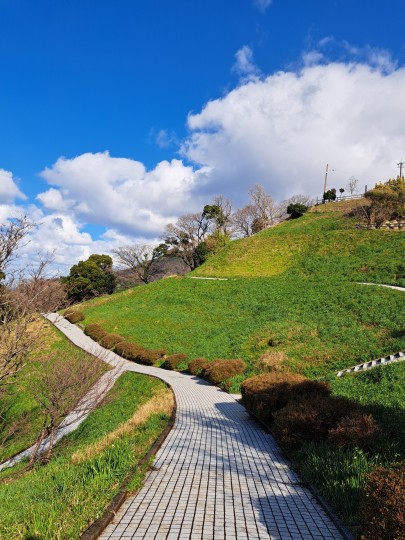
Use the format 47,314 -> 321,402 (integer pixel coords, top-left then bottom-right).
286,203 -> 308,219
63,254 -> 116,302
323,188 -> 337,201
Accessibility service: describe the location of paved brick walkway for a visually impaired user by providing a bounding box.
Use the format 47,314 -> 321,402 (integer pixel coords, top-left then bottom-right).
48,314 -> 348,540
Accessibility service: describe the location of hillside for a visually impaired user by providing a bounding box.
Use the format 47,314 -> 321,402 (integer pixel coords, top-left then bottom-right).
192,203 -> 405,284
80,204 -> 405,379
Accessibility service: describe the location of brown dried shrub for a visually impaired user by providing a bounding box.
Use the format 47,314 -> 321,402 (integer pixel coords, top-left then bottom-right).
256,350 -> 287,372
64,310 -> 85,324
201,359 -> 245,386
241,372 -> 331,426
327,412 -> 380,450
162,353 -> 188,370
359,461 -> 405,540
188,358 -> 209,375
114,341 -> 144,361
100,333 -> 125,350
273,395 -> 360,450
84,323 -> 107,342
136,349 -> 165,366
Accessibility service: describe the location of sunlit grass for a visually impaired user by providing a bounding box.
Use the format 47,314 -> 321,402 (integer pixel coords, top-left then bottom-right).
0,372 -> 172,539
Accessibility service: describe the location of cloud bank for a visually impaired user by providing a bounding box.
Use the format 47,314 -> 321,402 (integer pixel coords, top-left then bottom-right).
5,52 -> 405,272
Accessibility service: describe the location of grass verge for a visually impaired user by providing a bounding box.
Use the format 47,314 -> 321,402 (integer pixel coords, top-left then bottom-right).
0,372 -> 173,540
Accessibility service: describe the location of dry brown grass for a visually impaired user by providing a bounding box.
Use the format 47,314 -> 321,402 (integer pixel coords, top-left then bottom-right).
255,350 -> 288,372
71,388 -> 174,464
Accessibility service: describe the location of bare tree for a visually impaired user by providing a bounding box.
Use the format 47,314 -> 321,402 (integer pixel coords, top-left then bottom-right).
0,221 -> 66,388
248,184 -> 277,230
346,176 -> 359,196
163,212 -> 210,269
28,349 -> 108,465
230,204 -> 257,237
113,244 -> 161,284
0,216 -> 34,279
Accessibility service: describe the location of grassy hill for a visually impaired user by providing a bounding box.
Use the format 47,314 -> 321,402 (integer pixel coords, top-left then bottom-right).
80,204 -> 404,381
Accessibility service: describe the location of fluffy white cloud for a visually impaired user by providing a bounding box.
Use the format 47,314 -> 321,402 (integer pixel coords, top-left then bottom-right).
0,169 -> 26,203
38,152 -> 208,237
183,61 -> 405,202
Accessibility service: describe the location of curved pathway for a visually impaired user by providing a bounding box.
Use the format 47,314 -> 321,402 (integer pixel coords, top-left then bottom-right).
48,314 -> 348,540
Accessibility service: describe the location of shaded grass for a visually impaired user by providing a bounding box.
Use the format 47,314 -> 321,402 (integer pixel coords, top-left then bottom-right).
0,372 -> 172,540
0,323 -> 107,462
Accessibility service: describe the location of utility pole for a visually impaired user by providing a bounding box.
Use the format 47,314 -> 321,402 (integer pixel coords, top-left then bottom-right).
323,163 -> 329,195
398,159 -> 404,178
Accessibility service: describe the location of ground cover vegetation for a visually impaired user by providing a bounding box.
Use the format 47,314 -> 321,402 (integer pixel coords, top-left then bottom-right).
0,371 -> 173,539
0,321 -> 109,463
70,199 -> 404,537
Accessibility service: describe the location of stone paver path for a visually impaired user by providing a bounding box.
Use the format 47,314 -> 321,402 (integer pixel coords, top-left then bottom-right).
47,314 -> 348,540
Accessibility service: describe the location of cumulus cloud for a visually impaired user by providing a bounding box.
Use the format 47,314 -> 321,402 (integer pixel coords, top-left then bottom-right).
38,152 -> 208,237
183,61 -> 405,202
253,0 -> 272,13
0,169 -> 26,203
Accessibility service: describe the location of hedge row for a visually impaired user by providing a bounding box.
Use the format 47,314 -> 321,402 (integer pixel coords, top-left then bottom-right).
83,324 -> 166,366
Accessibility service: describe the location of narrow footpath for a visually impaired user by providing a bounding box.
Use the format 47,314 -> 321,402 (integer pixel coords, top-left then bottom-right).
48,314 -> 349,540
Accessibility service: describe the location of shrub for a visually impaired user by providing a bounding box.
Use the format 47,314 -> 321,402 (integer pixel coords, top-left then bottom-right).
64,310 -> 85,324
162,353 -> 188,370
136,349 -> 166,366
273,395 -> 360,450
286,203 -> 308,219
327,412 -> 380,451
84,323 -> 107,342
201,359 -> 245,386
188,358 -> 209,375
114,341 -> 144,361
359,461 -> 405,540
100,333 -> 125,350
241,372 -> 331,426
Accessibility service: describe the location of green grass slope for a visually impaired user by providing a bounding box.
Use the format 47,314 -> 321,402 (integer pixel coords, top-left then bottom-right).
80,206 -> 404,379
193,207 -> 405,284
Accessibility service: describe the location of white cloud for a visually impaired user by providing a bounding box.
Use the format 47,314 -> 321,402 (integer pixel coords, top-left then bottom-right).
0,169 -> 26,203
38,152 -> 207,237
232,45 -> 260,79
183,61 -> 405,202
253,0 -> 272,13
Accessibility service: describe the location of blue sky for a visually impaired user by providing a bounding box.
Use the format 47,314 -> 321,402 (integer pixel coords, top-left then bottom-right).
1,0 -> 405,271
